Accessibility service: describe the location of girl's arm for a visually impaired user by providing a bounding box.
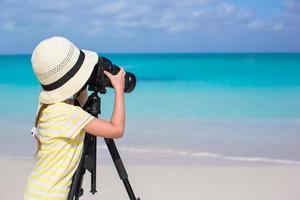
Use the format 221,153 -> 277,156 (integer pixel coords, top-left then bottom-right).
83,68 -> 126,138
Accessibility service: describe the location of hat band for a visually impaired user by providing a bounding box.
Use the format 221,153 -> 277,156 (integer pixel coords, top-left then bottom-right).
41,50 -> 85,91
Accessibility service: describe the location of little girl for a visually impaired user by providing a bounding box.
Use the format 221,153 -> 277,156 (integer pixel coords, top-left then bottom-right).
23,36 -> 126,199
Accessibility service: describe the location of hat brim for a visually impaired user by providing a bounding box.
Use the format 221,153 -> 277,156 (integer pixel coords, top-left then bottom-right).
39,49 -> 98,104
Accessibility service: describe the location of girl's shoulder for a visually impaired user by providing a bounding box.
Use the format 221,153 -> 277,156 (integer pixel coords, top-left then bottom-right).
48,101 -> 75,108
43,102 -> 77,115
44,101 -> 88,116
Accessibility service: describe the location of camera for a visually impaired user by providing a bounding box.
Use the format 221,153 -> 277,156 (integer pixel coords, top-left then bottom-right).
69,55 -> 140,200
87,56 -> 136,94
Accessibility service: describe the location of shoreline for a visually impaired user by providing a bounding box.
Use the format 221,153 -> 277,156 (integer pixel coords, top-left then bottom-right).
1,147 -> 300,167
1,117 -> 300,168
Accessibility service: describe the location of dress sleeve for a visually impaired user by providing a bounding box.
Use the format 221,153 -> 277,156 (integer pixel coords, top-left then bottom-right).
60,105 -> 95,140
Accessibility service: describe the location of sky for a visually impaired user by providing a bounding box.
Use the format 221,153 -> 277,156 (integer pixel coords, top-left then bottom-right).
0,0 -> 300,53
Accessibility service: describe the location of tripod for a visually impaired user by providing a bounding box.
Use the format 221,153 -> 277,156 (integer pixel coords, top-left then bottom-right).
68,91 -> 140,200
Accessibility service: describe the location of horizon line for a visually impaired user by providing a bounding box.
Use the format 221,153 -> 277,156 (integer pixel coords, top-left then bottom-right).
1,51 -> 300,56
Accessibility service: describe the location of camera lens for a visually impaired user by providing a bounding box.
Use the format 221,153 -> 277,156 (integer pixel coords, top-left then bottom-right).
124,72 -> 136,93
106,67 -> 136,93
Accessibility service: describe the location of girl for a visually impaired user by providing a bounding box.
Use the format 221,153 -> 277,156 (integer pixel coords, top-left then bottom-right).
23,36 -> 126,199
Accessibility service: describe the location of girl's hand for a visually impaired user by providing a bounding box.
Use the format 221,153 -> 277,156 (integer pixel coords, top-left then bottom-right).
103,67 -> 126,93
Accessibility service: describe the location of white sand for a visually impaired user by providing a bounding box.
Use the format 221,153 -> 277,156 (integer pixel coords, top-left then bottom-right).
0,156 -> 300,200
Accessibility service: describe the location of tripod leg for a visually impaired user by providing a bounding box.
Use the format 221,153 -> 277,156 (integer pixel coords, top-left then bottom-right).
68,135 -> 90,200
104,138 -> 140,200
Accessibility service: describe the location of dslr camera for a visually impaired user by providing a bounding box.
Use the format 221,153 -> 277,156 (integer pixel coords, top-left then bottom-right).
87,56 -> 136,94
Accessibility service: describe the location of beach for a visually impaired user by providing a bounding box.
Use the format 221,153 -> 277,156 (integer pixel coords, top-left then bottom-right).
1,53 -> 300,199
1,0 -> 300,197
1,156 -> 300,200
2,118 -> 300,200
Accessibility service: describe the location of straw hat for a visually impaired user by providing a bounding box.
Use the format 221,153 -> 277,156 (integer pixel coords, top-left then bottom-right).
32,36 -> 98,104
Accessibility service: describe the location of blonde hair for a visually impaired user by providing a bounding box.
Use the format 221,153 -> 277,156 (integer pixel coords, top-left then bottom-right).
33,104 -> 48,158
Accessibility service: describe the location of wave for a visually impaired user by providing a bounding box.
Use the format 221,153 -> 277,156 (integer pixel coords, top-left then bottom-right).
97,145 -> 300,165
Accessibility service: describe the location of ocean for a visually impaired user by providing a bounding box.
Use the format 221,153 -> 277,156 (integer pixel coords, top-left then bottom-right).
1,53 -> 300,165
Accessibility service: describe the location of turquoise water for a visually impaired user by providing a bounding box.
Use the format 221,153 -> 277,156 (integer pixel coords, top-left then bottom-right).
1,53 -> 300,164
1,53 -> 300,119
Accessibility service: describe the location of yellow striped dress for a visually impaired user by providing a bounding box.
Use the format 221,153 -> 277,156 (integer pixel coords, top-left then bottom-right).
23,102 -> 94,200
